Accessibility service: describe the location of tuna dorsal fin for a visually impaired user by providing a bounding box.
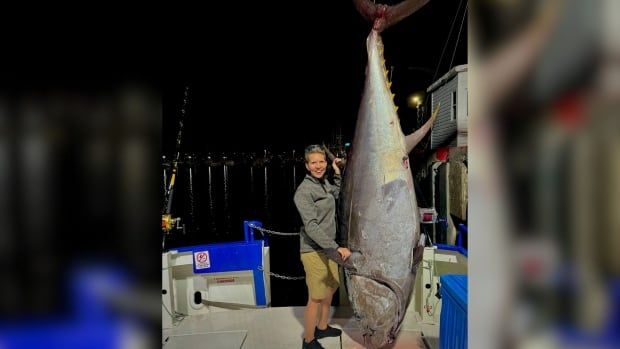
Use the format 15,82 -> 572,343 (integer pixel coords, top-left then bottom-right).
322,143 -> 336,162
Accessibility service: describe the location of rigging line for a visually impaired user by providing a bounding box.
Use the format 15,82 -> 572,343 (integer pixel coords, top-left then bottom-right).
448,3 -> 468,71
432,0 -> 464,82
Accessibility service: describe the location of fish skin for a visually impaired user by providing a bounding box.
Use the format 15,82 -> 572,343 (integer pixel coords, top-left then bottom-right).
335,29 -> 423,348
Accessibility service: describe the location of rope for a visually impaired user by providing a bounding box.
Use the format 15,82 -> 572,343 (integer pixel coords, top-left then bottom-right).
448,3 -> 468,71
432,0 -> 465,82
162,300 -> 187,323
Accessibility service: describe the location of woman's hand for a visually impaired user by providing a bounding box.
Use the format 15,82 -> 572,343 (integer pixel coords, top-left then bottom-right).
332,158 -> 343,175
337,247 -> 351,261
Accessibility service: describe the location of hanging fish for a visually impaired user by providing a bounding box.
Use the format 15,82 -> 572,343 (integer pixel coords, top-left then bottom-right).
322,1 -> 430,347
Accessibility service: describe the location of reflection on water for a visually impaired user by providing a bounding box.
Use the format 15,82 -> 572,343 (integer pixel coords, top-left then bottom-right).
164,161 -> 307,247
187,160 -> 195,231
162,166 -> 168,198
263,166 -> 270,225
249,166 -> 254,196
207,166 -> 216,234
223,164 -> 231,235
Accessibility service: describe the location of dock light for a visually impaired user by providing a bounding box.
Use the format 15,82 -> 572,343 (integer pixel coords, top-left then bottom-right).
407,92 -> 424,108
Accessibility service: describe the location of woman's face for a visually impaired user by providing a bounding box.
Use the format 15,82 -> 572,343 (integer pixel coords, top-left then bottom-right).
305,152 -> 327,179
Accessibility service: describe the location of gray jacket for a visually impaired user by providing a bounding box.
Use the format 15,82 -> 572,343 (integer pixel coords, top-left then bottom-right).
294,174 -> 341,253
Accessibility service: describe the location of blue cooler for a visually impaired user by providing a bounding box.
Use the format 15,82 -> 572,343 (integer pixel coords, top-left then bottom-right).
439,274 -> 468,349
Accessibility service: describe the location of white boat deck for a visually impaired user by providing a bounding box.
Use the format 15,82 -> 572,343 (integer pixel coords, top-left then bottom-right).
163,306 -> 439,349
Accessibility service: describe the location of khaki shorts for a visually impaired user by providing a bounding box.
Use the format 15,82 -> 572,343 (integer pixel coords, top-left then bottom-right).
300,251 -> 340,300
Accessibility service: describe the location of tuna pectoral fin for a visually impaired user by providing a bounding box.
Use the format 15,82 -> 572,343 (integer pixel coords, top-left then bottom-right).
323,248 -> 363,270
405,103 -> 441,153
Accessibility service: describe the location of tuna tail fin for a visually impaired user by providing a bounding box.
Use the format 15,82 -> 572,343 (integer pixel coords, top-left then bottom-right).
352,0 -> 430,32
322,143 -> 347,170
322,143 -> 336,162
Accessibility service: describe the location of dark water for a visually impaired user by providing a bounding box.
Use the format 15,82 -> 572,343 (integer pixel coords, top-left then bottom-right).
163,159 -> 313,306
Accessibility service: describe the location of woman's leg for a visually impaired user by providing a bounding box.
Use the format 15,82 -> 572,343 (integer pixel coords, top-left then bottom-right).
317,287 -> 336,329
304,297 -> 323,342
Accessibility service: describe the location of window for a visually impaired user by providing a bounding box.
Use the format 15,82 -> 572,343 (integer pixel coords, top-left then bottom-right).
451,90 -> 457,121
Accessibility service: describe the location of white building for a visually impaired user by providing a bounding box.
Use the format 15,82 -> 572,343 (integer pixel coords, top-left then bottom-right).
427,64 -> 468,149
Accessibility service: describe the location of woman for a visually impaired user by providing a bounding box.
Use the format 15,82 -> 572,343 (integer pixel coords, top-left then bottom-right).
294,144 -> 352,349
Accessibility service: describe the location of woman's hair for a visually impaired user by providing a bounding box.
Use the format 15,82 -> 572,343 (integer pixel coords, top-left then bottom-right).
304,144 -> 326,162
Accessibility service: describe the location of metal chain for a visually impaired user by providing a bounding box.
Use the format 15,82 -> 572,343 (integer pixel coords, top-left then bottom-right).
250,224 -> 304,279
258,266 -> 305,280
248,224 -> 300,236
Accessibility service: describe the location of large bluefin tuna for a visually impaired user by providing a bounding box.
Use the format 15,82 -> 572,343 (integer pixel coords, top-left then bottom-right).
323,0 -> 430,347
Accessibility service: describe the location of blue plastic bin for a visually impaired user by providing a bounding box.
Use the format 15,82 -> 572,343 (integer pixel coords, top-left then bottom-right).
439,274 -> 468,349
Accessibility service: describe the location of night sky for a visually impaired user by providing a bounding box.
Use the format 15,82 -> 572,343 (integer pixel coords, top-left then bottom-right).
163,0 -> 467,155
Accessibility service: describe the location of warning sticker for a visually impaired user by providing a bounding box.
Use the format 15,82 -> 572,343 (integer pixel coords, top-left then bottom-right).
194,251 -> 211,270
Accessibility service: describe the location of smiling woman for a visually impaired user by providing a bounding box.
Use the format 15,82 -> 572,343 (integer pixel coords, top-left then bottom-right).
294,144 -> 350,348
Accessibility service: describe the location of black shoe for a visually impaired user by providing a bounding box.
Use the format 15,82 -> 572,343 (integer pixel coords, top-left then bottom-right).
315,325 -> 342,339
302,338 -> 325,349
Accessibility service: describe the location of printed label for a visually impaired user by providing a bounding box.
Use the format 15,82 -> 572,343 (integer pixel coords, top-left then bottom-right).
194,251 -> 211,270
